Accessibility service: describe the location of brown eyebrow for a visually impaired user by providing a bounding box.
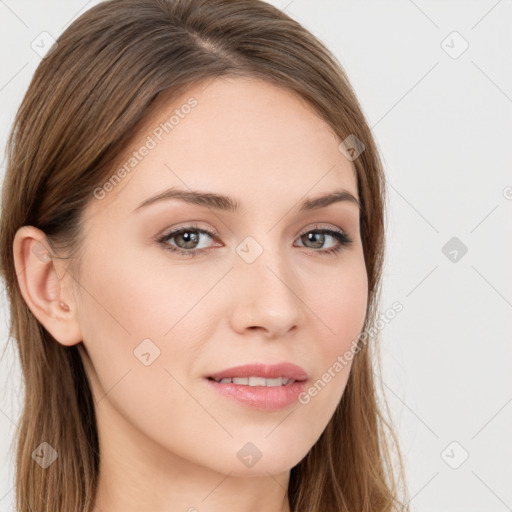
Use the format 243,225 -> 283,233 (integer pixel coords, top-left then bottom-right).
132,187 -> 361,213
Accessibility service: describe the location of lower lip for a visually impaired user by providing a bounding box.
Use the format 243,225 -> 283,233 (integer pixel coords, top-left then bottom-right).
205,378 -> 308,411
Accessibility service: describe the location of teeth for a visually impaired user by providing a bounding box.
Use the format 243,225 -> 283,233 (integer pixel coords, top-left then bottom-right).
214,377 -> 294,386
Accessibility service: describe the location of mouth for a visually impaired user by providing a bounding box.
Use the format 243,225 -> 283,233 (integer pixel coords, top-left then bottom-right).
204,374 -> 309,411
206,376 -> 304,387
205,362 -> 309,385
204,362 -> 309,411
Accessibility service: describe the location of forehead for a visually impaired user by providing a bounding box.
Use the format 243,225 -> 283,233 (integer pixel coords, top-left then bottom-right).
86,76 -> 358,219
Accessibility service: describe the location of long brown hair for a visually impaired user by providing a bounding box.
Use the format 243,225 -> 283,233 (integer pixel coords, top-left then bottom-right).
0,0 -> 409,510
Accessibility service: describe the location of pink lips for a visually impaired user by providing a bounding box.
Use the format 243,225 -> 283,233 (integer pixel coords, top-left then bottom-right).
207,362 -> 308,382
205,362 -> 309,411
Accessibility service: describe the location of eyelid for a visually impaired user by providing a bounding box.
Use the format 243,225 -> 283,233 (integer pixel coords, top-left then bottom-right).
159,221 -> 219,239
297,222 -> 347,236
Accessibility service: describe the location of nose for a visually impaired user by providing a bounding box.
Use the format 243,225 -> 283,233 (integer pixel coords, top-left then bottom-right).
228,244 -> 303,339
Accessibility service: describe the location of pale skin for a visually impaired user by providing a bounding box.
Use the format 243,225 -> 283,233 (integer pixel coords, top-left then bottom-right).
13,77 -> 368,511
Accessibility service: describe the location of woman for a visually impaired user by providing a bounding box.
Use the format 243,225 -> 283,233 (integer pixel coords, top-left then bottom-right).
0,0 -> 409,510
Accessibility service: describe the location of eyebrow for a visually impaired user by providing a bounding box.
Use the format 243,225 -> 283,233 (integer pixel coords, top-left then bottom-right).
132,187 -> 361,213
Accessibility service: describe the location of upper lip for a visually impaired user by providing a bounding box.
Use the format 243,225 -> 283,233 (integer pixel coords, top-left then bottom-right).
207,362 -> 308,382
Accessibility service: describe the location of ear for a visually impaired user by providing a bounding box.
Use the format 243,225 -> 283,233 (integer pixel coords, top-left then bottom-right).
12,225 -> 83,346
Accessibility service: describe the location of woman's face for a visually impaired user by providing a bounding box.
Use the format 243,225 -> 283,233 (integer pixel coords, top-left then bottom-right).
72,76 -> 368,477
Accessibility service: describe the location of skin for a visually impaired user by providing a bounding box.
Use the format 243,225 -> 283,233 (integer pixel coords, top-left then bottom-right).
13,76 -> 368,512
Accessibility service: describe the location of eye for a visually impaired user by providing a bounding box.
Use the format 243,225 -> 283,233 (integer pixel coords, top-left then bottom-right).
157,224 -> 353,258
157,223 -> 218,258
294,226 -> 353,256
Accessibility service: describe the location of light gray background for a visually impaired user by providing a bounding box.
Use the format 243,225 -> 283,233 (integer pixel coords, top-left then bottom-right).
1,1 -> 511,511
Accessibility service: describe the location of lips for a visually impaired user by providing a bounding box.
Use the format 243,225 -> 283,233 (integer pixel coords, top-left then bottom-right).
205,365 -> 309,411
206,362 -> 308,383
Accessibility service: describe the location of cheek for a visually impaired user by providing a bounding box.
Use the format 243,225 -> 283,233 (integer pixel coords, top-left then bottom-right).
307,256 -> 368,353
75,247 -> 214,452
279,255 -> 367,436
76,240 -> 221,398
80,238 -> 213,340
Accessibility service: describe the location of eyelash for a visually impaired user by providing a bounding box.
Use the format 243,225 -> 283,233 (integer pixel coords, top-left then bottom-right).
156,223 -> 354,258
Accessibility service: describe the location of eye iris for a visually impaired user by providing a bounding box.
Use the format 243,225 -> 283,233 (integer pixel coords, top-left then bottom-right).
176,230 -> 199,249
303,232 -> 325,249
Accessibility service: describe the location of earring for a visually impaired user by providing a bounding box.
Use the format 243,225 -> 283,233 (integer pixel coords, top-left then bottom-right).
59,301 -> 70,312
